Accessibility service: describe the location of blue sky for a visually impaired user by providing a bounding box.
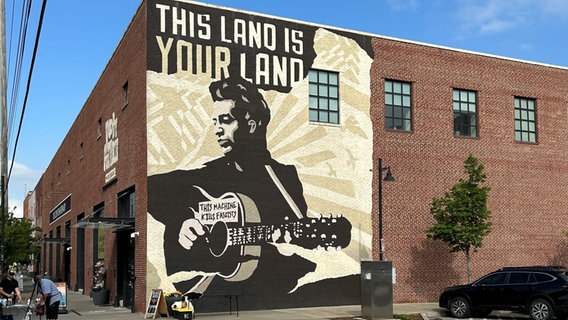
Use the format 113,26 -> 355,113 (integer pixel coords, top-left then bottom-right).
6,0 -> 568,217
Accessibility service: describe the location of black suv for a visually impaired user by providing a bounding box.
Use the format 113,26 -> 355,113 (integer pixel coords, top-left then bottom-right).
439,266 -> 568,320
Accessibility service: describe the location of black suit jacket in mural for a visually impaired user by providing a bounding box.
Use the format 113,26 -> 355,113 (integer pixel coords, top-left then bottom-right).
148,155 -> 316,298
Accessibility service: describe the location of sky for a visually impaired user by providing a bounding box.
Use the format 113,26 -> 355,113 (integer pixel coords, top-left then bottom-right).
5,0 -> 568,218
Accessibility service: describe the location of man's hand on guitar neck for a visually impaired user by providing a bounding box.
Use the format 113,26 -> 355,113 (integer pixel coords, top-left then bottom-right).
179,219 -> 206,250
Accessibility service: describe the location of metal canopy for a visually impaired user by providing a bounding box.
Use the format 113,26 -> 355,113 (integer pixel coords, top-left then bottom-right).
71,217 -> 134,231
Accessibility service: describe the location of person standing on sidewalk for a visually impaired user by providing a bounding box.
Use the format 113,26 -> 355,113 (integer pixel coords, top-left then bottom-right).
0,269 -> 22,320
34,275 -> 62,320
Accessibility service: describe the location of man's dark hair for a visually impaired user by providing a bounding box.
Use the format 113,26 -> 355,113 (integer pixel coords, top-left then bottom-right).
209,76 -> 271,133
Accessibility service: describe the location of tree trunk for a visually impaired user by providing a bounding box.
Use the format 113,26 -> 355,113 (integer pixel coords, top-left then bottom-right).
465,247 -> 472,283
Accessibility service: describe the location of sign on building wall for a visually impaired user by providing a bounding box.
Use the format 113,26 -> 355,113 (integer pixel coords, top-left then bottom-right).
49,195 -> 71,224
146,0 -> 374,310
104,112 -> 119,184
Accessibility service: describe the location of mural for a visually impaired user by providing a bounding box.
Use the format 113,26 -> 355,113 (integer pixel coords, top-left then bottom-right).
146,0 -> 374,310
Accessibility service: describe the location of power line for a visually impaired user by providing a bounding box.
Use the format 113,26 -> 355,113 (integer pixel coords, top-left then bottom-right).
6,0 -> 47,186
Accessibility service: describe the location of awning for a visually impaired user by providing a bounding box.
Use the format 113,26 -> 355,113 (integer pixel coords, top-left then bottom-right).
71,217 -> 134,231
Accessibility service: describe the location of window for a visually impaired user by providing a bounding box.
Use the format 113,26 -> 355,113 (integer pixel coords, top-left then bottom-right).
118,187 -> 136,219
385,80 -> 412,131
453,89 -> 477,137
97,118 -> 102,140
122,81 -> 129,109
93,203 -> 105,262
514,97 -> 537,143
530,272 -> 555,283
476,272 -> 507,285
309,69 -> 339,124
508,272 -> 530,284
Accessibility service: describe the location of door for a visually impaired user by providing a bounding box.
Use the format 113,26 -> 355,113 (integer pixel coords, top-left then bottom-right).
116,230 -> 135,308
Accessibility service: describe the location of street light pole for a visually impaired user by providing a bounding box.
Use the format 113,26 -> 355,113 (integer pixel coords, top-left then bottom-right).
378,158 -> 395,261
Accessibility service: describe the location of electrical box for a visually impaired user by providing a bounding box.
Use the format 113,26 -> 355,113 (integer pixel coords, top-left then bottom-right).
361,260 -> 393,320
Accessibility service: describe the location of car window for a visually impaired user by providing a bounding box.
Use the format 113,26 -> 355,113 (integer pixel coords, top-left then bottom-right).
529,272 -> 555,283
508,272 -> 530,284
477,272 -> 507,285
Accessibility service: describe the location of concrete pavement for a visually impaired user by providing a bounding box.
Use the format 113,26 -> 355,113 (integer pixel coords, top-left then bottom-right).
13,274 -> 445,319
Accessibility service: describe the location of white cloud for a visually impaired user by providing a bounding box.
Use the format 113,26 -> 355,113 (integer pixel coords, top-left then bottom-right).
455,0 -> 531,35
6,161 -> 43,218
453,0 -> 568,37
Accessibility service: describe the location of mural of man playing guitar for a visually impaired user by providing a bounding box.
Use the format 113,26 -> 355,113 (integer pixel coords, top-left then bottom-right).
148,76 -> 353,310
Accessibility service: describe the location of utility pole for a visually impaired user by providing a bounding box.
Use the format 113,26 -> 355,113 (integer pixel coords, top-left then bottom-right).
0,0 -> 7,275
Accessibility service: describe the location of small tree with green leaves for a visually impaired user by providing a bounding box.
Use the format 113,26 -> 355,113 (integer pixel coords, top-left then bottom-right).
3,210 -> 42,273
427,154 -> 492,283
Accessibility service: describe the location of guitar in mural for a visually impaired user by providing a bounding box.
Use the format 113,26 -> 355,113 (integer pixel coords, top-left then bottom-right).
189,186 -> 352,280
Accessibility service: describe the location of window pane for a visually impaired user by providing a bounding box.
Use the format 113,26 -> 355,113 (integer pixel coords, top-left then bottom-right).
385,80 -> 392,92
329,99 -> 338,111
309,70 -> 317,82
320,72 -> 328,83
328,73 -> 338,85
402,83 -> 411,94
394,95 -> 402,105
309,109 -> 318,121
468,92 -> 476,102
403,96 -> 411,106
394,107 -> 402,118
329,87 -> 338,98
453,90 -> 459,101
385,94 -> 393,105
309,83 -> 318,95
403,119 -> 411,131
309,96 -> 318,107
393,82 -> 401,93
319,97 -> 328,109
385,118 -> 393,129
403,108 -> 411,120
319,85 -> 328,96
329,112 -> 339,124
385,105 -> 393,117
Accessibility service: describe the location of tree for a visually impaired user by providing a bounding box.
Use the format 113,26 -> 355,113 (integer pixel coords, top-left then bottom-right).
427,154 -> 492,283
3,210 -> 42,272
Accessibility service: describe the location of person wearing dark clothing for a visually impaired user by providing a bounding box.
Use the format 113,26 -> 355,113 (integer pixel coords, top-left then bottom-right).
0,270 -> 22,320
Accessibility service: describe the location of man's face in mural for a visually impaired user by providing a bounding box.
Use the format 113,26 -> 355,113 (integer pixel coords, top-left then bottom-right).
213,100 -> 240,154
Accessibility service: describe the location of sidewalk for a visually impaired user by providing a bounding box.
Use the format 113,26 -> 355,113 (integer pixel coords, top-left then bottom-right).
17,274 -> 444,320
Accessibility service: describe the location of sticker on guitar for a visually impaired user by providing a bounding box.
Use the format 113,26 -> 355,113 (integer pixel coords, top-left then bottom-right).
189,186 -> 352,279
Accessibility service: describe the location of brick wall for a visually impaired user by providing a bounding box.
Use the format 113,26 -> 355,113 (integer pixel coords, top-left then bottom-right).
34,1 -> 147,310
371,38 -> 568,302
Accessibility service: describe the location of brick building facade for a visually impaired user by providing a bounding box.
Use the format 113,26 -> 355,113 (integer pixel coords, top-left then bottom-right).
24,0 -> 568,313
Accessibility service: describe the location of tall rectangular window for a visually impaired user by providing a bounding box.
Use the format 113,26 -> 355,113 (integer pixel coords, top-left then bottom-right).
118,187 -> 135,219
309,69 -> 339,124
93,203 -> 105,262
385,80 -> 412,131
453,89 -> 478,137
515,97 -> 537,143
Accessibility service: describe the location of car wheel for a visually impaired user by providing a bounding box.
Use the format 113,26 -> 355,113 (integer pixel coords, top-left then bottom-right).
529,298 -> 554,320
449,296 -> 471,318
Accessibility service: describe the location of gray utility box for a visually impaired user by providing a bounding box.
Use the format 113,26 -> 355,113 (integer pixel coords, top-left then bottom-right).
361,260 -> 393,320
